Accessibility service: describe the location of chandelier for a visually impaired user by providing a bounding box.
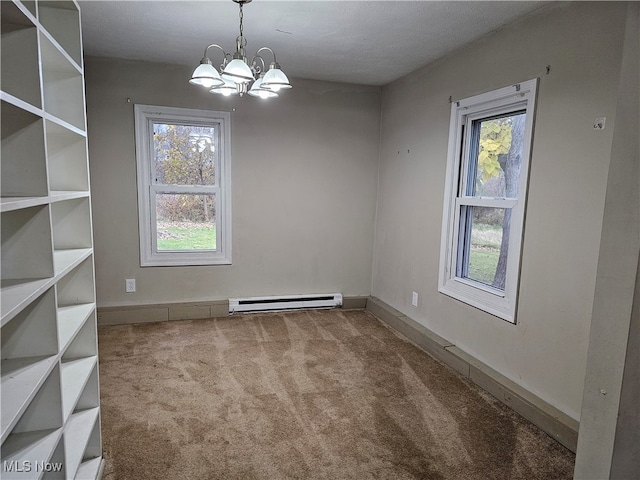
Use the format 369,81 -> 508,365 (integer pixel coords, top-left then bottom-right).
189,0 -> 292,99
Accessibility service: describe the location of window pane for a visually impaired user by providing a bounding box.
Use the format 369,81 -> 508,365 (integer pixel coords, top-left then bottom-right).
468,112 -> 526,198
153,123 -> 216,186
458,206 -> 510,289
156,193 -> 216,251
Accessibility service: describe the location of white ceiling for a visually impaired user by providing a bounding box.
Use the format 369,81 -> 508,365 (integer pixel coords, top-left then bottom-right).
79,1 -> 550,86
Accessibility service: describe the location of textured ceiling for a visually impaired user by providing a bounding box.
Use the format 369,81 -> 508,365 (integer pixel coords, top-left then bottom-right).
79,1 -> 550,86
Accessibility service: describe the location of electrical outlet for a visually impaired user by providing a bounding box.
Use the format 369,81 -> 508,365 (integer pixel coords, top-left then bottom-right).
412,291 -> 419,307
125,279 -> 136,293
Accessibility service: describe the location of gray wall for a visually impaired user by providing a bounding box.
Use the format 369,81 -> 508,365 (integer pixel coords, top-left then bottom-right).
371,2 -> 629,421
85,59 -> 381,307
575,3 -> 639,477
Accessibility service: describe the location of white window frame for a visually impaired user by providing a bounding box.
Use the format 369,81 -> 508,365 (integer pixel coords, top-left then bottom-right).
134,104 -> 232,266
439,79 -> 538,323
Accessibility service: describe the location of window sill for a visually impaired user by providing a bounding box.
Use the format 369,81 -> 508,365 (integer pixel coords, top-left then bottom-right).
439,279 -> 516,323
140,254 -> 232,267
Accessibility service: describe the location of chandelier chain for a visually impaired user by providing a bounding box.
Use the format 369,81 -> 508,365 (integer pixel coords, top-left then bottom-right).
239,3 -> 244,38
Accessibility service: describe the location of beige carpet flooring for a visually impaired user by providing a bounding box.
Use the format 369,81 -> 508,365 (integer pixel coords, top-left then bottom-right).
98,309 -> 575,479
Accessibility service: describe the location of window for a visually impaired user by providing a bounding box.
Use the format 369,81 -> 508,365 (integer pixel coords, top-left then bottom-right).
134,105 -> 231,266
439,80 -> 537,323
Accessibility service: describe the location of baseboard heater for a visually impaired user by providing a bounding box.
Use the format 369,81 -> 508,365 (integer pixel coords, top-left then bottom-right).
229,293 -> 343,314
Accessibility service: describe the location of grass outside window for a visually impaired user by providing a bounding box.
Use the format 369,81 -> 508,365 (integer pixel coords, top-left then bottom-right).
469,223 -> 501,285
157,221 -> 216,251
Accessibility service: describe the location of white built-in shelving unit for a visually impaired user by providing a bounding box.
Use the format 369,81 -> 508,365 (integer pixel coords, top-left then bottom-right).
1,1 -> 102,478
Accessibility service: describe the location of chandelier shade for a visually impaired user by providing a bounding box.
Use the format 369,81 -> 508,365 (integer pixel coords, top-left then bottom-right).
248,75 -> 279,99
261,65 -> 292,92
189,0 -> 292,99
222,58 -> 254,83
189,61 -> 225,88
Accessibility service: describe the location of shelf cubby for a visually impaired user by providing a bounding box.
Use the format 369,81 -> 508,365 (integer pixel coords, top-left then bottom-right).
1,287 -> 58,439
0,356 -> 59,443
40,34 -> 84,130
37,1 -> 82,66
1,277 -> 52,328
80,416 -> 102,465
52,249 -> 92,281
61,358 -> 97,422
1,248 -> 92,328
1,101 -> 48,198
42,438 -> 66,479
1,206 -> 55,324
74,363 -> 100,413
51,198 -> 92,250
60,316 -> 98,423
63,408 -> 99,479
61,315 -> 97,360
64,364 -> 100,479
1,1 -> 41,109
1,362 -> 62,443
55,256 -> 95,308
1,287 -> 57,356
0,427 -> 63,480
45,120 -> 88,192
1,206 -> 54,281
57,304 -> 95,354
